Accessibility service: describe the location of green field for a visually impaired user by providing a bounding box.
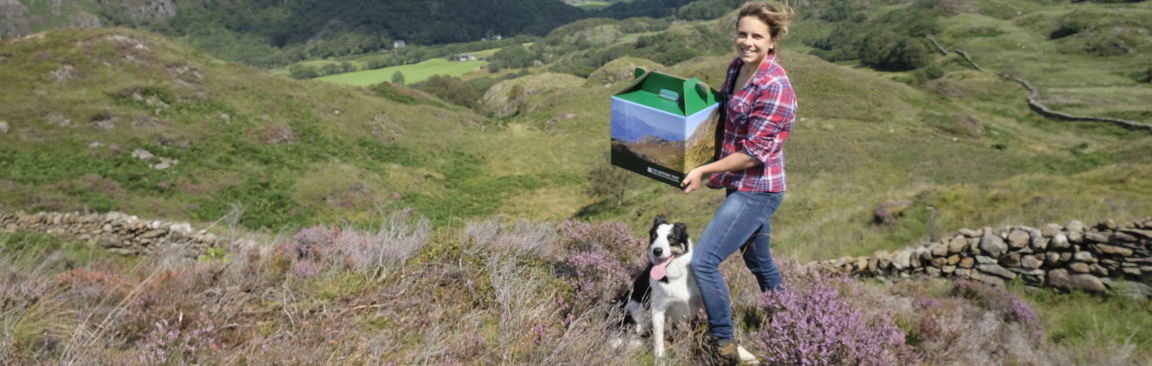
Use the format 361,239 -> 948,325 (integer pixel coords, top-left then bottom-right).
571,0 -> 632,10
314,58 -> 485,86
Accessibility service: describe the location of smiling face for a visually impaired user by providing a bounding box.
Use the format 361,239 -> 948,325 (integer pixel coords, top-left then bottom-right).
735,15 -> 774,67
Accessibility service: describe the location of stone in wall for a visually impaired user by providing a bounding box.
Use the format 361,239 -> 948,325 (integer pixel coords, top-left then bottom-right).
815,216 -> 1152,299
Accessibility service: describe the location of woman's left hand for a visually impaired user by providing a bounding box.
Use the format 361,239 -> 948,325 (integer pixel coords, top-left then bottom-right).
681,168 -> 703,194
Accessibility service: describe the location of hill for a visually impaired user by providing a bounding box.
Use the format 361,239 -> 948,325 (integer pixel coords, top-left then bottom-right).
0,27 -> 535,230
0,0 -> 729,69
1,5 -> 1152,363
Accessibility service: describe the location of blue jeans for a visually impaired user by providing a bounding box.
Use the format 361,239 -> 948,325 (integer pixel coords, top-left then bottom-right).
690,189 -> 784,340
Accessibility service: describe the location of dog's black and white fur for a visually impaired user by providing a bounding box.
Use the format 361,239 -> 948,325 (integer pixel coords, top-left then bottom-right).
622,216 -> 756,362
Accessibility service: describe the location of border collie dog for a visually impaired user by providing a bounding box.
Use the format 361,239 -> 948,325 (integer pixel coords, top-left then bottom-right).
624,216 -> 756,363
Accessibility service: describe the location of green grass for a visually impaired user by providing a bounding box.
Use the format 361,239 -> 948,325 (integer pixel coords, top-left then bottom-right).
573,1 -> 616,10
314,58 -> 485,86
1006,280 -> 1152,362
571,0 -> 633,10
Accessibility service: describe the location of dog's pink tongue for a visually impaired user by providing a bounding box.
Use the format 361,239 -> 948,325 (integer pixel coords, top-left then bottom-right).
651,256 -> 672,280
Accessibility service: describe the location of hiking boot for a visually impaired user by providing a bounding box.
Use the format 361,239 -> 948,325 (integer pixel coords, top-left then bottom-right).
706,336 -> 742,366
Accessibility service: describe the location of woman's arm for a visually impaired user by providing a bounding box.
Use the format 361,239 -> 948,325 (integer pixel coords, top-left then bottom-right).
679,151 -> 761,194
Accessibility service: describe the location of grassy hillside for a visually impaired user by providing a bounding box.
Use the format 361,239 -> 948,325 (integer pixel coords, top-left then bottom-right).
4,2 -> 1151,259
0,27 -> 546,231
1,5 -> 1151,364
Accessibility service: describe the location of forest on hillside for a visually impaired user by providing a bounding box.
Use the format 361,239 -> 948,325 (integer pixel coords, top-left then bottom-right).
92,0 -> 744,68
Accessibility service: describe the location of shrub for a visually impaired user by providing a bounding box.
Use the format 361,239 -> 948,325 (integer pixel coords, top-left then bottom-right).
585,151 -> 637,207
1132,67 -> 1152,83
860,32 -> 933,71
559,219 -> 644,308
952,279 -> 1043,344
419,75 -> 480,109
751,267 -> 920,366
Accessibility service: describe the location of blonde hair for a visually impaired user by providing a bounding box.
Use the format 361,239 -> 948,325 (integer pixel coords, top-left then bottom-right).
737,2 -> 794,49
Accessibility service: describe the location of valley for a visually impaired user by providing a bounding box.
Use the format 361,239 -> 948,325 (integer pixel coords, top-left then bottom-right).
1,0 -> 1151,364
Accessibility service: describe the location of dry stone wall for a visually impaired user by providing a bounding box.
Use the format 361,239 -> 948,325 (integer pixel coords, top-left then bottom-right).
0,211 -> 235,256
815,218 -> 1152,299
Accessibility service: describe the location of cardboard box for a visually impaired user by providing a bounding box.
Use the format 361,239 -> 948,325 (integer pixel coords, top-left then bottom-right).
610,68 -> 723,187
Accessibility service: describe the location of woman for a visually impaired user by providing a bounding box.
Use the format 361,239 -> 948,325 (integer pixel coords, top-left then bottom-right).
679,1 -> 795,363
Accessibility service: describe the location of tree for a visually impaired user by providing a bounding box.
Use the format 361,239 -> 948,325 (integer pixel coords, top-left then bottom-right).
340,61 -> 356,73
859,32 -> 932,71
391,71 -> 405,85
586,151 -> 637,208
420,75 -> 479,109
320,63 -> 341,76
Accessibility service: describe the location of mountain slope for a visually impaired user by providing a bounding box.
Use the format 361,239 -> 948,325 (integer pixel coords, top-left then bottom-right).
0,27 -> 529,229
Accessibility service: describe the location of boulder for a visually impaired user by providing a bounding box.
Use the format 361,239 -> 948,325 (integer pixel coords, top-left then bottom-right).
1119,228 -> 1152,239
1111,232 -> 1138,243
1099,219 -> 1116,231
947,236 -> 968,254
970,271 -> 1006,286
1050,234 -> 1070,249
1067,220 -> 1087,234
1042,223 -> 1063,238
931,257 -> 947,268
947,254 -> 961,265
958,228 -> 979,237
926,266 -> 942,277
954,268 -> 970,278
959,257 -> 975,269
1084,232 -> 1109,243
968,238 -> 982,256
920,246 -> 934,262
980,234 -> 1008,258
1047,269 -> 1105,292
1069,262 -> 1090,273
1090,264 -> 1109,277
1075,251 -> 1099,263
131,149 -> 153,161
1021,255 -> 1042,269
1067,221 -> 1086,243
1093,244 -> 1134,257
892,250 -> 912,270
1008,229 -> 1030,249
1001,253 -> 1022,267
930,242 -> 948,257
975,255 -> 997,265
876,250 -> 892,269
976,264 -> 1016,280
1109,281 -> 1152,300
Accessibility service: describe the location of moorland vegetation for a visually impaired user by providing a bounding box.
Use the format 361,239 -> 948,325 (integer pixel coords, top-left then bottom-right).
1,0 -> 1151,363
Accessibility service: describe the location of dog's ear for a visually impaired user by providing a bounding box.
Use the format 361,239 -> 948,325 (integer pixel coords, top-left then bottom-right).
653,215 -> 668,227
673,223 -> 689,244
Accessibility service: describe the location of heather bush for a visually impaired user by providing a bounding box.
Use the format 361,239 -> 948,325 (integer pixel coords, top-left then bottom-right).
751,264 -> 920,366
953,279 -> 1043,344
129,313 -> 221,365
289,210 -> 430,277
461,215 -> 557,259
559,219 -> 644,309
559,219 -> 645,259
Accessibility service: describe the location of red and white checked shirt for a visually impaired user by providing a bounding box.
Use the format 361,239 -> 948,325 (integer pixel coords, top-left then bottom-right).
706,54 -> 797,193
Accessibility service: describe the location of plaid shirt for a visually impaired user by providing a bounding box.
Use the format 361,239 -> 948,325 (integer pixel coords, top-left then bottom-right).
706,54 -> 797,192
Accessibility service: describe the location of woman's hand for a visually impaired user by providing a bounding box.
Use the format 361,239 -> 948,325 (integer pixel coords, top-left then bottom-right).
681,168 -> 703,194
681,152 -> 762,194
